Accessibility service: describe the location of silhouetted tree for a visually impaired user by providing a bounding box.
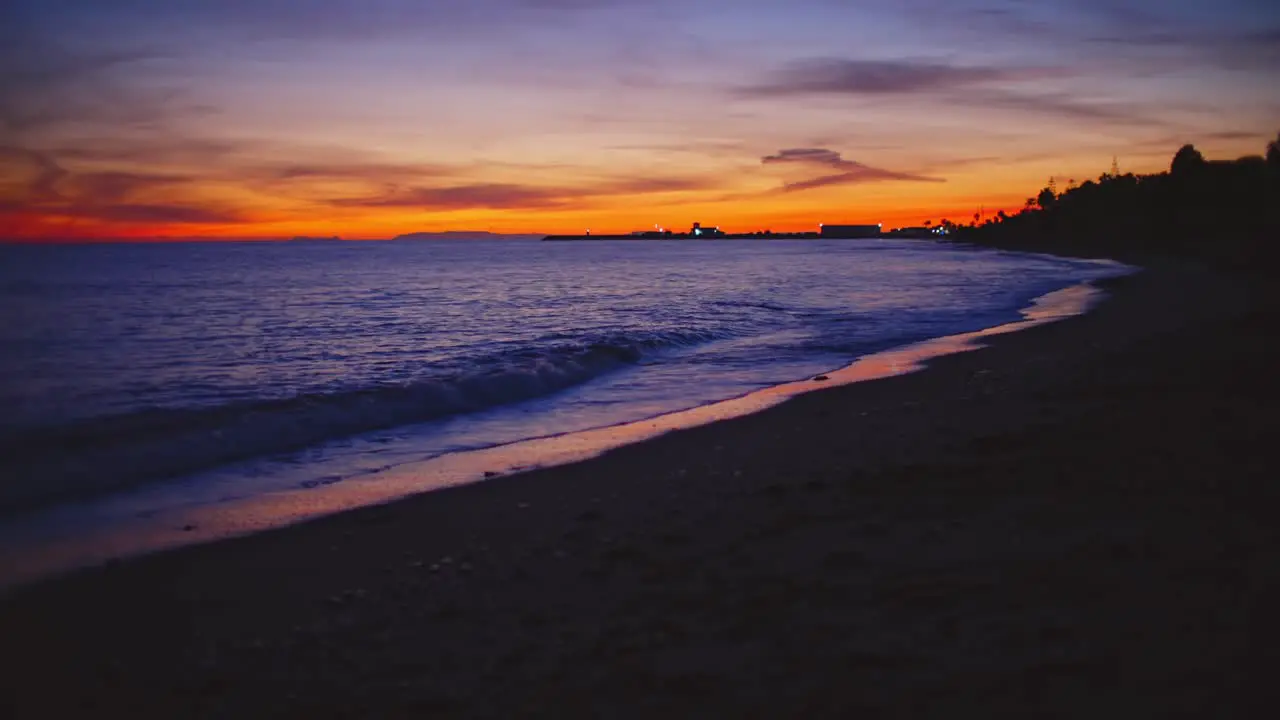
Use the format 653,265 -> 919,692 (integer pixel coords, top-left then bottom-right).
1171,144 -> 1205,176
1036,187 -> 1056,210
952,135 -> 1280,270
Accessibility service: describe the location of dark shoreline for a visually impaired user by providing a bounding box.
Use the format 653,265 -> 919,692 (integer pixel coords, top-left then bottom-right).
2,257 -> 1277,717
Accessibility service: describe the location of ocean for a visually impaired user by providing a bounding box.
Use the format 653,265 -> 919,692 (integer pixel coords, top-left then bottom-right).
0,238 -> 1127,582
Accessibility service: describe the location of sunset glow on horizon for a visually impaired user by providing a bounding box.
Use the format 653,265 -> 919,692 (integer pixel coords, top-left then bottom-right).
2,0 -> 1277,240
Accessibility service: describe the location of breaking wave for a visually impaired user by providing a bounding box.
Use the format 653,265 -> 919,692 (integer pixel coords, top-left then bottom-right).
0,327 -> 730,511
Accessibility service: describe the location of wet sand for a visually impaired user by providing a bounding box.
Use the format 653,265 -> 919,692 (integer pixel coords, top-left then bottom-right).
1,259 -> 1276,717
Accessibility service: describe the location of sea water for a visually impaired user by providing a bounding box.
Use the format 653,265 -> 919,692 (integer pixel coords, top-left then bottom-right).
0,238 -> 1127,582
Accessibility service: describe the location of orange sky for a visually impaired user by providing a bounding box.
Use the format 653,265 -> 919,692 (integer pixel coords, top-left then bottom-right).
2,0 -> 1277,240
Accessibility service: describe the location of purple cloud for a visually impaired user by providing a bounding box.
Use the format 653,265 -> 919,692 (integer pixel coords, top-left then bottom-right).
332,176 -> 710,210
952,91 -> 1157,125
742,58 -> 1059,96
762,148 -> 943,191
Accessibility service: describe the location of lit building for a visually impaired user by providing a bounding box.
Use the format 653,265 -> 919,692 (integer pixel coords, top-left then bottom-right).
691,222 -> 724,238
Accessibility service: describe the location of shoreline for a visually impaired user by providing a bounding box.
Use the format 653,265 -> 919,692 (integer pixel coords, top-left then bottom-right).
0,274 -> 1121,591
1,258 -> 1275,716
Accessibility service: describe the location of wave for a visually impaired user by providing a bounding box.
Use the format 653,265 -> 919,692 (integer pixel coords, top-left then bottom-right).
0,328 -> 728,512
709,299 -> 794,313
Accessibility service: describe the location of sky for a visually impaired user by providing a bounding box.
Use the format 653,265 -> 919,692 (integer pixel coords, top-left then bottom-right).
1,0 -> 1277,239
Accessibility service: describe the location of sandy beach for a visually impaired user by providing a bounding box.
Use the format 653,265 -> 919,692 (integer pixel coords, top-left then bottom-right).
1,258 -> 1276,718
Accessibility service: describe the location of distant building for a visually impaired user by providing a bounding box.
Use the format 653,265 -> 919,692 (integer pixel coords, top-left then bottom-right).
690,222 -> 724,238
819,224 -> 881,238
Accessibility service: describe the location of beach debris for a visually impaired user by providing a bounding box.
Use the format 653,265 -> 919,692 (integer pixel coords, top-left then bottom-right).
483,471 -> 499,478
182,524 -> 197,532
813,374 -> 830,381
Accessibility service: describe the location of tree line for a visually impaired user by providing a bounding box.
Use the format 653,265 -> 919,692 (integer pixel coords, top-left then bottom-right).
949,133 -> 1280,269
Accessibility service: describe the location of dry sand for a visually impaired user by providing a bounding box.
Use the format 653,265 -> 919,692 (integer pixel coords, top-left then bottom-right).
1,259 -> 1276,718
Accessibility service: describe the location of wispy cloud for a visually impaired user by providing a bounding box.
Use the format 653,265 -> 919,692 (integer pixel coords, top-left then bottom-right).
21,0 -> 654,46
0,147 -> 241,227
0,29 -> 193,140
4,133 -> 714,226
334,183 -> 568,210
740,58 -> 1061,97
761,148 -> 942,191
0,146 -> 68,202
84,204 -> 241,224
900,0 -> 1280,74
267,162 -> 449,182
739,55 -> 1167,126
951,91 -> 1156,125
330,176 -> 710,210
63,171 -> 192,204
